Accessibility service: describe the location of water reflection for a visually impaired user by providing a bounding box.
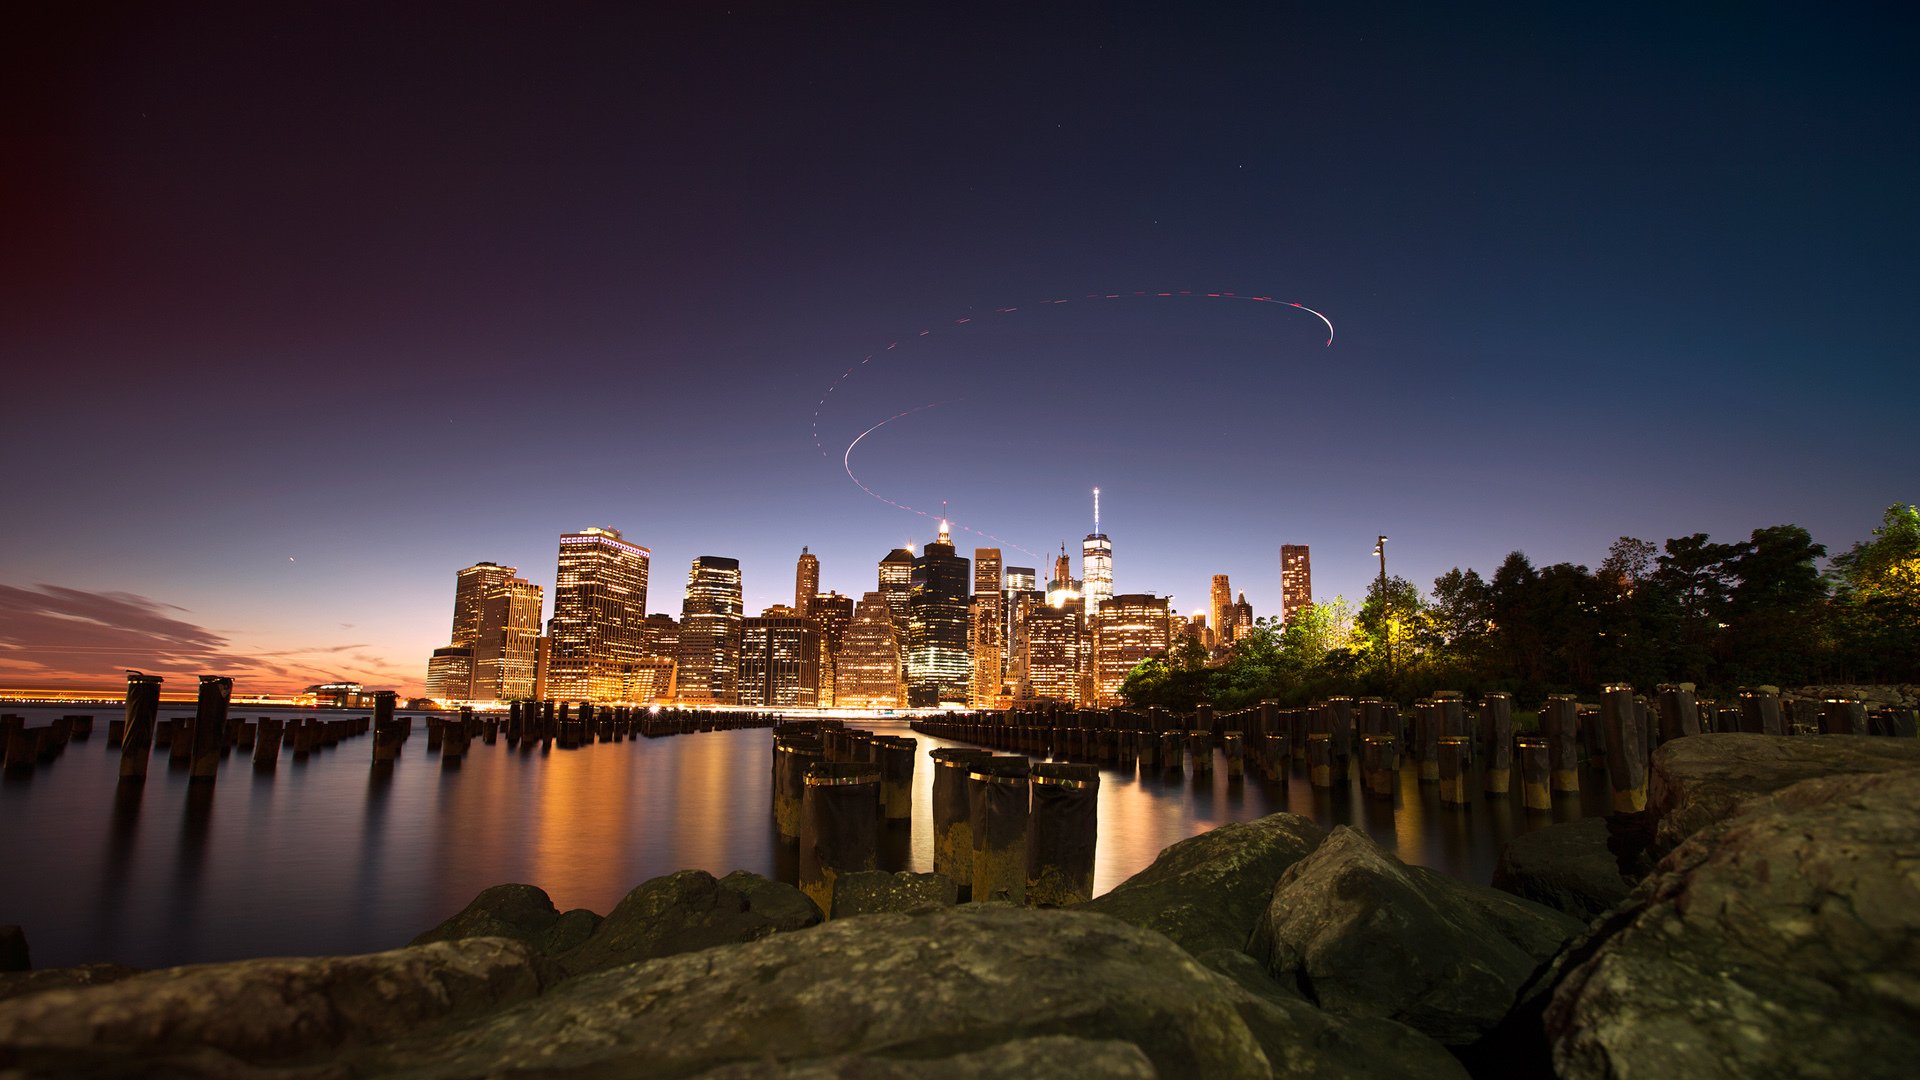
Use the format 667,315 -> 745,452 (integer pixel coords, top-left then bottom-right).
0,705 -> 1613,971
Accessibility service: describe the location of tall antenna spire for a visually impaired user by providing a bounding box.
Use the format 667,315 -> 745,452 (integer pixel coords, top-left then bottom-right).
1093,486 -> 1101,534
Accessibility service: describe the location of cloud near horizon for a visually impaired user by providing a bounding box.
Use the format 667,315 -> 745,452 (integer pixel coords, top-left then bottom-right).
0,583 -> 412,692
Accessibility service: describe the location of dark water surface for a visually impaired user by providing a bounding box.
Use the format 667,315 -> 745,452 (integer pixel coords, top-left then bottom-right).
0,706 -> 1612,969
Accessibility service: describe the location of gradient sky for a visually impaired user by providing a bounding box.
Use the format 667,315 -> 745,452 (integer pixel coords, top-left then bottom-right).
3,3 -> 1915,694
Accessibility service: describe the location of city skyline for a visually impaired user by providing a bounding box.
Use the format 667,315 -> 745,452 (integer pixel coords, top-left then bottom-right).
3,5 -> 1913,695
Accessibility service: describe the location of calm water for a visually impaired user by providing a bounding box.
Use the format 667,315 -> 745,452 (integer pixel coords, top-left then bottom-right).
0,706 -> 1610,969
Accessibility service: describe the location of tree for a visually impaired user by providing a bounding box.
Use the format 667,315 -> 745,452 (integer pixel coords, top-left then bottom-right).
1831,505 -> 1920,681
1652,533 -> 1741,678
1430,567 -> 1494,649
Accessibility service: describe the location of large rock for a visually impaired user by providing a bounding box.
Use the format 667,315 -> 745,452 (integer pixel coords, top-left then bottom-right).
358,905 -> 1465,1079
829,871 -> 957,918
1491,817 -> 1630,921
1648,733 -> 1920,859
1251,825 -> 1582,1046
1547,766 -> 1920,1079
1079,812 -> 1326,955
0,937 -> 555,1073
411,882 -> 603,955
688,1035 -> 1158,1079
0,963 -> 144,1004
557,869 -> 822,976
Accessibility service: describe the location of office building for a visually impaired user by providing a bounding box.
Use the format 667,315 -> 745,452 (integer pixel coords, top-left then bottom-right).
1020,601 -> 1082,705
1231,592 -> 1254,642
794,548 -> 819,618
907,523 -> 971,707
472,576 -> 543,700
811,591 -> 854,655
619,656 -> 676,703
426,646 -> 475,703
1045,545 -> 1081,610
1093,593 -> 1170,706
834,592 -> 906,708
1281,544 -> 1313,624
970,548 -> 1003,707
677,555 -> 744,704
1209,574 -> 1233,645
878,547 -> 914,654
451,562 -> 515,648
546,527 -> 651,701
739,616 -> 822,707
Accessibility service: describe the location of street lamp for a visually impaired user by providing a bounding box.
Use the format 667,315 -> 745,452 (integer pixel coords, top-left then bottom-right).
1373,536 -> 1390,675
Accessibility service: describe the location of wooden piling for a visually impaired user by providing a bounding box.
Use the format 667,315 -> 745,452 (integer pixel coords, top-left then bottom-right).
968,757 -> 1031,904
931,748 -> 993,889
1026,763 -> 1099,907
1516,737 -> 1551,812
876,736 -> 916,821
1480,692 -> 1512,795
1543,695 -> 1580,793
189,676 -> 233,783
800,762 -> 881,916
1601,685 -> 1647,811
119,674 -> 162,783
1361,733 -> 1397,800
1655,684 -> 1700,742
1437,736 -> 1470,805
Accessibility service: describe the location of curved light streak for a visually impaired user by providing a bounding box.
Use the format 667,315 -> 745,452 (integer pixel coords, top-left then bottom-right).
843,402 -> 1046,561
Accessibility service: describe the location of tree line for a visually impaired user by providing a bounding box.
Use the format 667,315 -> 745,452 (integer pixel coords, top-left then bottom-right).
1122,504 -> 1920,710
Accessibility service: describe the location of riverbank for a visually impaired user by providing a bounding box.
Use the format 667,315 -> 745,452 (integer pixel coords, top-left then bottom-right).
2,732 -> 1913,1077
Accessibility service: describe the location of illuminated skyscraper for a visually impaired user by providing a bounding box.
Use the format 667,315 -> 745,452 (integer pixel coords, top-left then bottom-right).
1003,565 -> 1037,650
1231,592 -> 1254,642
738,616 -> 822,708
547,528 -> 650,701
811,591 -> 854,655
1281,544 -> 1313,625
794,547 -> 819,618
1209,575 -> 1233,645
1005,566 -> 1037,591
472,576 -> 544,700
834,592 -> 905,708
1020,602 -> 1082,705
1081,488 -> 1113,620
908,523 -> 971,707
878,547 -> 914,660
642,613 -> 681,662
1093,593 -> 1170,706
677,555 -> 743,704
1046,545 -> 1081,610
970,547 -> 1003,708
451,562 -> 515,648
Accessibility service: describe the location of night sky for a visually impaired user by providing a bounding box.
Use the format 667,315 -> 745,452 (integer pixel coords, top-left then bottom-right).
4,3 -> 1915,693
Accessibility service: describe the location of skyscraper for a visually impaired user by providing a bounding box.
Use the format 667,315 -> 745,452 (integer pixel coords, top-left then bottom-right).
907,522 -> 971,707
1081,487 -> 1113,620
878,547 -> 914,660
1092,593 -> 1170,706
677,556 -> 743,704
547,528 -> 650,701
1003,565 -> 1038,658
738,616 -> 822,707
426,646 -> 474,702
1281,544 -> 1313,624
1046,545 -> 1081,610
970,548 -> 1003,708
794,547 -> 819,618
451,562 -> 515,649
472,576 -> 544,700
1231,592 -> 1254,642
834,592 -> 905,708
1209,574 -> 1233,645
1020,602 -> 1082,705
810,591 -> 854,655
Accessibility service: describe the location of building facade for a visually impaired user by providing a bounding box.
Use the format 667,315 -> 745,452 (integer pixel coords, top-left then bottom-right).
970,547 -> 1003,708
738,616 -> 823,707
677,555 -> 744,704
794,548 -> 819,618
1209,574 -> 1233,645
471,576 -> 543,700
834,591 -> 906,708
1081,488 -> 1113,621
1093,593 -> 1170,706
1281,544 -> 1313,624
1020,601 -> 1082,705
426,646 -> 475,702
451,562 -> 515,649
546,527 -> 651,702
907,524 -> 971,707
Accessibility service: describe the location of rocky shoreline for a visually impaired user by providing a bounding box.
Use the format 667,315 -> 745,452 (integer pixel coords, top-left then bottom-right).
2,732 -> 1915,1078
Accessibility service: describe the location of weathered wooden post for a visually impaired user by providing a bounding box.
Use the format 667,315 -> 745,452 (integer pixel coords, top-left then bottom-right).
800,762 -> 880,916
118,673 -> 162,783
1260,733 -> 1288,782
1187,730 -> 1213,775
1361,733 -> 1397,800
1412,700 -> 1440,781
1222,731 -> 1245,779
774,736 -> 825,839
1601,684 -> 1647,811
1543,695 -> 1580,793
1655,684 -> 1700,742
188,675 -> 232,783
1516,737 -> 1551,812
1434,692 -> 1469,762
1480,692 -> 1513,795
1740,689 -> 1784,735
1821,698 -> 1867,735
931,748 -> 993,891
1307,732 -> 1333,788
876,736 -> 916,821
253,717 -> 283,770
968,756 -> 1031,904
1160,730 -> 1184,773
1026,762 -> 1099,907
1437,736 -> 1470,805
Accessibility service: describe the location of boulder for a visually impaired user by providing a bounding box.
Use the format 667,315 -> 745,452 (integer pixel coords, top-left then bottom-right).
357,905 -> 1465,1079
688,1035 -> 1158,1079
1648,733 -> 1920,859
1491,817 -> 1630,921
410,882 -> 603,955
1547,766 -> 1920,1079
829,871 -> 957,918
558,869 -> 821,977
1079,812 -> 1326,955
0,926 -> 25,972
0,937 -> 555,1073
0,964 -> 143,1004
1251,825 -> 1582,1046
